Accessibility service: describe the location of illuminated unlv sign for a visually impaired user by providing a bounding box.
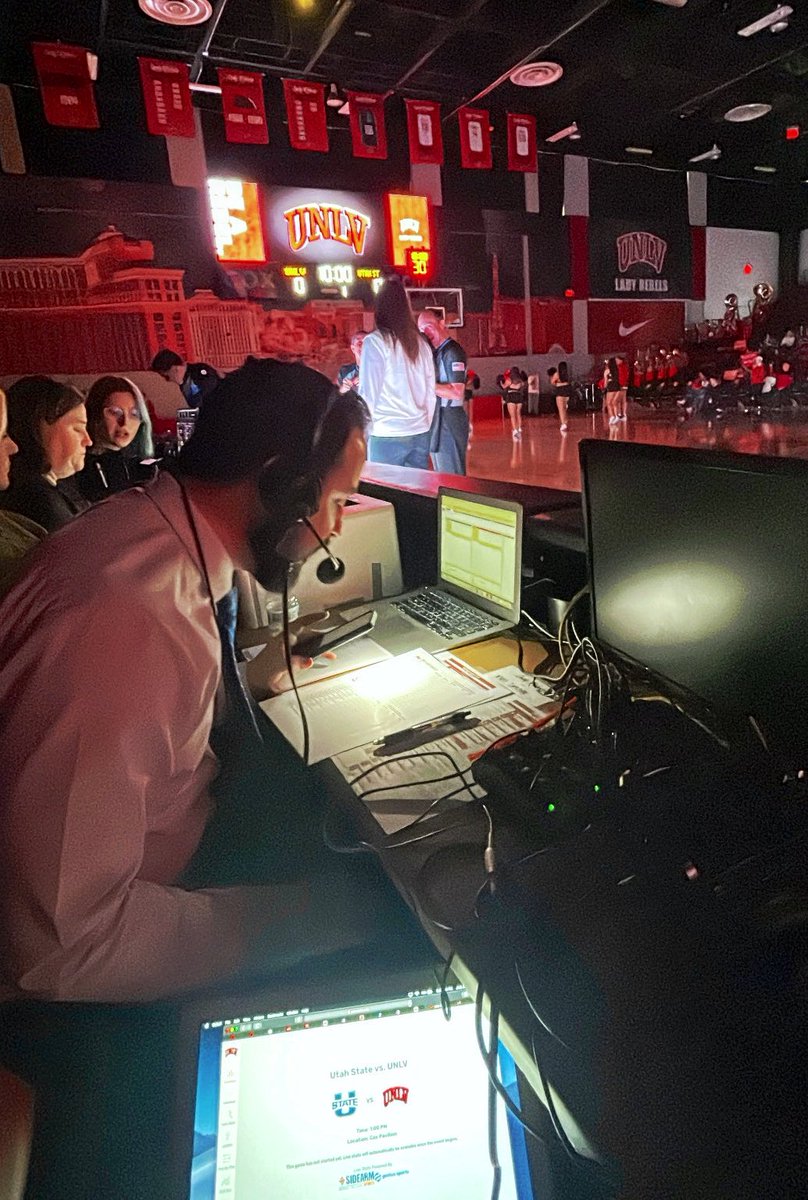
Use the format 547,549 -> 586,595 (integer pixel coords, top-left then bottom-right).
283,204 -> 371,256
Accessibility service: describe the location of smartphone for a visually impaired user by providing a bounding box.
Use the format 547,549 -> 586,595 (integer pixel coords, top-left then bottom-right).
294,610 -> 378,659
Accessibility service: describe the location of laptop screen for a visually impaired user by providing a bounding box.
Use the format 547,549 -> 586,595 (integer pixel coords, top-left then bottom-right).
179,972 -> 534,1200
438,490 -> 523,624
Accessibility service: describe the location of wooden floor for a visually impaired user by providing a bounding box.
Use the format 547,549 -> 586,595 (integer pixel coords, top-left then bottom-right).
466,406 -> 808,493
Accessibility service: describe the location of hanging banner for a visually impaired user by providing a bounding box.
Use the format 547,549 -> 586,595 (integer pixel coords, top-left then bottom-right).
507,113 -> 536,172
138,58 -> 195,138
282,79 -> 329,153
589,218 -> 692,298
458,106 -> 492,170
346,91 -> 387,160
32,43 -> 99,130
217,69 -> 268,145
404,99 -> 444,165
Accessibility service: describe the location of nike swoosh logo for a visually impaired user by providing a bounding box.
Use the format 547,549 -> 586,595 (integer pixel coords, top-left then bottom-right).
618,319 -> 653,338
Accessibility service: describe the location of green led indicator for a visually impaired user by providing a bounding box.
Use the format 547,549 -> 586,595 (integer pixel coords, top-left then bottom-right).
547,803 -> 555,813
594,785 -> 601,793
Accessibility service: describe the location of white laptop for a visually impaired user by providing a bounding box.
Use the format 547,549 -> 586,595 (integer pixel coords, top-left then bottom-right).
365,488 -> 523,656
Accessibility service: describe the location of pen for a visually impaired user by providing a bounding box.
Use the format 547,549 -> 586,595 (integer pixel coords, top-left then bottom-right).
372,711 -> 481,757
379,710 -> 474,748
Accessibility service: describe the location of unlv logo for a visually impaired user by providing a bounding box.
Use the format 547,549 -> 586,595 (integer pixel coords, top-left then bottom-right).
616,232 -> 668,275
283,205 -> 371,256
383,1086 -> 409,1107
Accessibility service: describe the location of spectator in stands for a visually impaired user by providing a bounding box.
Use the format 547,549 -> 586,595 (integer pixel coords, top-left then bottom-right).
74,376 -> 155,504
0,376 -> 91,532
0,387 -> 46,599
496,367 -> 526,440
684,371 -> 710,418
359,279 -> 436,468
151,348 -> 187,388
776,360 -> 795,396
143,349 -> 187,441
336,331 -> 367,394
547,362 -> 571,434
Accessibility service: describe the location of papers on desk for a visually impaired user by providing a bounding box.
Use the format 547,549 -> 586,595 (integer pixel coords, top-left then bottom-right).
334,667 -> 558,834
242,636 -> 392,681
259,648 -> 508,764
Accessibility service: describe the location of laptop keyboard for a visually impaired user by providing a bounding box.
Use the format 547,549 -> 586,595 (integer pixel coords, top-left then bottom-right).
392,587 -> 501,639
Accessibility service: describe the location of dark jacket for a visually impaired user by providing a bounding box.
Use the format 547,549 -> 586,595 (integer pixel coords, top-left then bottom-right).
74,450 -> 150,505
0,469 -> 88,533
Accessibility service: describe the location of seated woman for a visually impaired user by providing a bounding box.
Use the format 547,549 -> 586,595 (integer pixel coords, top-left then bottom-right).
74,376 -> 155,503
0,376 -> 92,532
0,387 -> 46,599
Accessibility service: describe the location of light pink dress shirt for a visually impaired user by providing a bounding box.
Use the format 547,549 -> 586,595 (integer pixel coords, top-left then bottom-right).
0,472 -> 301,1002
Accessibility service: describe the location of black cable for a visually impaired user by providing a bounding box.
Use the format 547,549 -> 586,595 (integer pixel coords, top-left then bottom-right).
473,984 -> 549,1143
486,999 -> 503,1200
281,577 -> 310,765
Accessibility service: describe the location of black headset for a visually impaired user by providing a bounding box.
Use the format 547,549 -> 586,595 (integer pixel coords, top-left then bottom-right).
255,385 -> 347,583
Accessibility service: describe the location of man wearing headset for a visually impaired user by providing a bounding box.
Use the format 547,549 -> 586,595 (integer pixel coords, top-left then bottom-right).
0,359 -> 421,1006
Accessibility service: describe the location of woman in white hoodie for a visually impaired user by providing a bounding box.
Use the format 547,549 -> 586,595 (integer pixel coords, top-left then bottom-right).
358,278 -> 436,469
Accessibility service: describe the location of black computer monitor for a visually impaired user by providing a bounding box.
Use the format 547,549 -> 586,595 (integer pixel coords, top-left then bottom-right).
579,440 -> 808,757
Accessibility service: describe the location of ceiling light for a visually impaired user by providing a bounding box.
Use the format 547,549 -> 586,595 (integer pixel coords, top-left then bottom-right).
138,0 -> 212,24
724,103 -> 772,122
689,143 -> 721,162
754,165 -> 777,173
354,29 -> 372,37
626,146 -> 653,155
737,5 -> 792,37
510,62 -> 563,87
568,131 -> 581,140
651,0 -> 688,6
546,122 -> 578,143
326,84 -> 344,108
337,99 -> 350,116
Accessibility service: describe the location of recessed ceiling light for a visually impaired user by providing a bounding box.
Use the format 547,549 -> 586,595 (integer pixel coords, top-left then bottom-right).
510,61 -> 564,87
724,103 -> 772,122
568,131 -> 581,140
754,165 -> 777,173
354,29 -> 372,37
625,146 -> 653,155
138,0 -> 212,24
737,5 -> 792,37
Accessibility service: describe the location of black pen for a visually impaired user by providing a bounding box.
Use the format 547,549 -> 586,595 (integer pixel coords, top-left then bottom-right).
373,711 -> 480,756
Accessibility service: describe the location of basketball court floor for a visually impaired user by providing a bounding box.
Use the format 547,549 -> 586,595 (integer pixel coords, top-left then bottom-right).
465,406 -> 808,493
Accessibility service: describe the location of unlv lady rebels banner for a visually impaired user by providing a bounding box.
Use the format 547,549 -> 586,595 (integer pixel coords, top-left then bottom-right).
589,218 -> 692,299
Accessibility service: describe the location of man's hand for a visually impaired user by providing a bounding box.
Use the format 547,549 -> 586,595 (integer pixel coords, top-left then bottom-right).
244,612 -> 336,700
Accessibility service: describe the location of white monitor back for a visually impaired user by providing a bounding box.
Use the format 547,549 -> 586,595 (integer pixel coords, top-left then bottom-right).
236,492 -> 403,628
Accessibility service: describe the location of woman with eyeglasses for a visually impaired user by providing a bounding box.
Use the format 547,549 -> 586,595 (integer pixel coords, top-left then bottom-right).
74,376 -> 155,503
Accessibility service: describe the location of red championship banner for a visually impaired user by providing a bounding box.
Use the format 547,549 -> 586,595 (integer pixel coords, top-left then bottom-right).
507,113 -> 536,172
218,69 -> 268,145
283,79 -> 329,152
404,99 -> 444,165
346,91 -> 387,160
32,43 -> 99,129
138,58 -> 195,138
458,106 -> 492,169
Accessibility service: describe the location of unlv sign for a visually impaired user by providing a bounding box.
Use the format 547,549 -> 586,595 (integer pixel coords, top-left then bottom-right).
266,186 -> 384,265
616,232 -> 667,275
283,204 -> 371,256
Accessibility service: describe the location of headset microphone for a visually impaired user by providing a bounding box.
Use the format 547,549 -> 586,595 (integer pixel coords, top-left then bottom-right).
302,518 -> 346,584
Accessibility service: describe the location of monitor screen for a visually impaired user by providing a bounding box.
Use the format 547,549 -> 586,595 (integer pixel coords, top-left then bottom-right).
580,440 -> 808,753
438,490 -> 522,622
181,973 -> 533,1200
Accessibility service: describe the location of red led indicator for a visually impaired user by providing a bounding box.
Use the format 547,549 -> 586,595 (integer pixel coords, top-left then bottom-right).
786,126 -> 800,141
564,288 -> 575,298
743,263 -> 753,275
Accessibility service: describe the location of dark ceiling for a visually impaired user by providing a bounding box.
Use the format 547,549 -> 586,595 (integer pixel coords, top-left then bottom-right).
3,0 -> 808,181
